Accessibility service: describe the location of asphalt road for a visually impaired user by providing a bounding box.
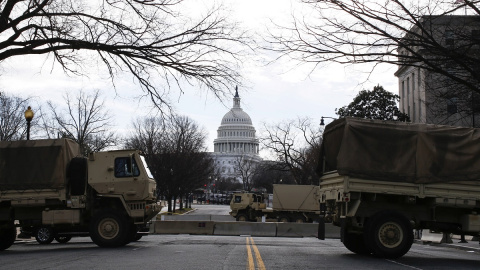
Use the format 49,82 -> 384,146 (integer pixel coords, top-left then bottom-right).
4,235 -> 480,270
186,203 -> 231,215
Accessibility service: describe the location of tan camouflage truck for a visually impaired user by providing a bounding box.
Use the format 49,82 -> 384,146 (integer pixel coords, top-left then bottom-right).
229,184 -> 321,222
0,139 -> 161,250
317,118 -> 480,259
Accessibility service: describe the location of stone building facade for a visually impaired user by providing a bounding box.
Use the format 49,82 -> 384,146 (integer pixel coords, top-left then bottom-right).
395,15 -> 480,127
210,88 -> 262,181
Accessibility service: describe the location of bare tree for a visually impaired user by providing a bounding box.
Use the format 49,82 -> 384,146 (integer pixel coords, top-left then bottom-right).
125,115 -> 213,212
0,91 -> 30,141
252,161 -> 296,193
267,1 -> 480,100
260,117 -> 322,185
124,117 -> 165,157
233,155 -> 259,191
0,1 -> 251,113
47,90 -> 117,155
165,116 -> 213,210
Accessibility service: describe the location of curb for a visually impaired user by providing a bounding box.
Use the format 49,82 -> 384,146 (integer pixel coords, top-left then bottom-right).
183,208 -> 197,215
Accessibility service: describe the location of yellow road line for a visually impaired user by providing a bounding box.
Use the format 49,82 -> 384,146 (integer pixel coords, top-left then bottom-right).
246,237 -> 266,270
250,238 -> 266,270
246,237 -> 255,270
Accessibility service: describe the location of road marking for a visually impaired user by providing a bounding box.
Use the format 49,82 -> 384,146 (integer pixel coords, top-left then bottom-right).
250,238 -> 266,270
386,259 -> 423,270
246,237 -> 255,270
246,237 -> 266,270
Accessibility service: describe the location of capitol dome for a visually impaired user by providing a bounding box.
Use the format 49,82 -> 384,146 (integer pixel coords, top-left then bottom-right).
213,87 -> 259,155
210,87 -> 261,182
221,103 -> 252,125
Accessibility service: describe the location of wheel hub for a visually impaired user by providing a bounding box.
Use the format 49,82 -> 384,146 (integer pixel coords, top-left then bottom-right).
378,221 -> 403,248
38,228 -> 50,241
98,218 -> 119,239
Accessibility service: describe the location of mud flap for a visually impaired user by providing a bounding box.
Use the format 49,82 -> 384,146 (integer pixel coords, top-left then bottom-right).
340,218 -> 346,242
317,216 -> 325,240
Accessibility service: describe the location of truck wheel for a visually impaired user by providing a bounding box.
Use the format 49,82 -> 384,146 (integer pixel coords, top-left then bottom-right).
55,236 -> 72,243
90,210 -> 130,247
134,234 -> 143,241
236,213 -> 249,222
342,230 -> 371,255
0,227 -> 16,251
35,227 -> 55,244
364,211 -> 413,259
124,223 -> 138,244
294,217 -> 306,223
278,216 -> 290,223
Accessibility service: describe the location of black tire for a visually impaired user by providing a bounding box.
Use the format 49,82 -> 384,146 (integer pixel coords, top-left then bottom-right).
55,235 -> 72,243
236,213 -> 249,222
0,227 -> 16,251
90,210 -> 130,247
294,216 -> 306,223
341,227 -> 371,255
134,234 -> 143,241
278,216 -> 290,223
35,227 -> 55,244
124,223 -> 138,244
364,211 -> 413,259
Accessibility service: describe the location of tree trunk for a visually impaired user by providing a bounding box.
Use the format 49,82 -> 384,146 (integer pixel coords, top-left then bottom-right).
167,195 -> 173,213
173,195 -> 177,213
179,194 -> 184,210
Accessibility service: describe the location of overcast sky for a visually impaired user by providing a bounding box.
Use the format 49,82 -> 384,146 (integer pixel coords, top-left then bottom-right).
0,0 -> 399,159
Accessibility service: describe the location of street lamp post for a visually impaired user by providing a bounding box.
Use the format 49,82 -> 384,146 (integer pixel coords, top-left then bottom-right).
24,106 -> 34,140
320,116 -> 337,126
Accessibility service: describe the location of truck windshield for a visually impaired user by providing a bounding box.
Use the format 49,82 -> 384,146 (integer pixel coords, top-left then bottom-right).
140,155 -> 154,179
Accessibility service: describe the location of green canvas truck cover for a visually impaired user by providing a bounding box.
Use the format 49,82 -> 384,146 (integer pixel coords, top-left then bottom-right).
318,117 -> 480,184
0,139 -> 81,190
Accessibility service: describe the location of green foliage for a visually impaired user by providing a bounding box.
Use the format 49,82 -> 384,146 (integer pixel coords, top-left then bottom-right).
336,85 -> 410,121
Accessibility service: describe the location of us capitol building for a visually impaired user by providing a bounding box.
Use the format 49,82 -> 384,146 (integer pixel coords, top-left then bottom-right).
210,87 -> 262,180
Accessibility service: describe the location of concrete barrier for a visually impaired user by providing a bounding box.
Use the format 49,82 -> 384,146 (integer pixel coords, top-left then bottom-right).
325,223 -> 341,239
213,222 -> 277,237
152,220 -> 341,238
276,223 -> 318,237
210,215 -> 235,221
159,215 -> 235,222
452,234 -> 475,241
161,215 -> 212,221
154,221 -> 214,235
420,230 -> 450,243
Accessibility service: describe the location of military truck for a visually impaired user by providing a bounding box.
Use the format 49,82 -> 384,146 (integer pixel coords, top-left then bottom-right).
229,184 -> 320,222
0,139 -> 161,251
317,118 -> 480,259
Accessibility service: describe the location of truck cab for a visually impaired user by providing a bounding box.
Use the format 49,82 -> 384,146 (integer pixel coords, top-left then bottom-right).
230,193 -> 266,221
0,139 -> 161,250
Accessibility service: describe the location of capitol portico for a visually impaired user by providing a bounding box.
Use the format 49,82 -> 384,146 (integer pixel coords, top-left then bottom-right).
211,87 -> 262,180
